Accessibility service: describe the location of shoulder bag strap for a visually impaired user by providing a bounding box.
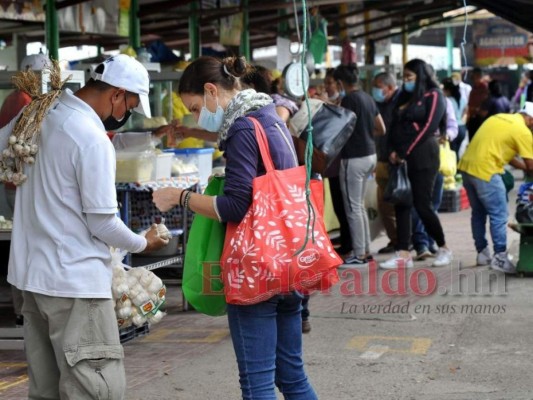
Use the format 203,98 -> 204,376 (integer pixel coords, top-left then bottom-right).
248,116 -> 275,172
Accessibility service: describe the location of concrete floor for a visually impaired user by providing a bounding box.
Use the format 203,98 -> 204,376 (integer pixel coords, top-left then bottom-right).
1,181 -> 532,400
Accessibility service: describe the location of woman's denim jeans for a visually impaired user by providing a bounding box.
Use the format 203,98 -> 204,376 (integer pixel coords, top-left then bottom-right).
462,171 -> 508,253
227,293 -> 318,400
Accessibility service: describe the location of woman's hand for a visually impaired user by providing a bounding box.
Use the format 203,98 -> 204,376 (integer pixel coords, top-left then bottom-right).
152,124 -> 175,138
173,124 -> 193,140
153,187 -> 182,212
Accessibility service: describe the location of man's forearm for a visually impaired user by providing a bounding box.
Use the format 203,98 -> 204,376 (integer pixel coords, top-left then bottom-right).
509,157 -> 526,171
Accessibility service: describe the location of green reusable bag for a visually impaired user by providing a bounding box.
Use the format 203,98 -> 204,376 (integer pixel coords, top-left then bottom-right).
182,176 -> 226,316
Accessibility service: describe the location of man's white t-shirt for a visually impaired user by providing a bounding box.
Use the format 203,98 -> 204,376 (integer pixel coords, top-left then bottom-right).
2,89 -> 121,298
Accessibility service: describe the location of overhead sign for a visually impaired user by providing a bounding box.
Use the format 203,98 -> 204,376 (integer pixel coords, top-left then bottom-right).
474,17 -> 533,66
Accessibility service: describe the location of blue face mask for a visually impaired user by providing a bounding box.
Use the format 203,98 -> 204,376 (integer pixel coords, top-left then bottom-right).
403,81 -> 416,93
339,89 -> 346,98
372,87 -> 386,103
198,94 -> 224,132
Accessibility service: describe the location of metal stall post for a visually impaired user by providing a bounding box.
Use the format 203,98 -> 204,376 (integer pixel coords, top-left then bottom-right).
402,18 -> 408,66
189,2 -> 200,59
45,0 -> 59,61
240,0 -> 250,60
130,0 -> 141,50
446,26 -> 454,76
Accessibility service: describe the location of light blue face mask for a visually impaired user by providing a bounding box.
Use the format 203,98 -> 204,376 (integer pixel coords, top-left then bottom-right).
403,81 -> 416,93
339,89 -> 346,98
372,87 -> 386,103
198,94 -> 224,132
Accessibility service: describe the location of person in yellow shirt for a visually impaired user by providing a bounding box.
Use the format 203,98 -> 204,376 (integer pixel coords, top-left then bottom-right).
458,102 -> 533,273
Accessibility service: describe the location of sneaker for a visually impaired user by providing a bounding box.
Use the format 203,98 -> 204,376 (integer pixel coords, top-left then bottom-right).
476,247 -> 491,266
344,255 -> 368,265
415,248 -> 433,261
432,248 -> 453,267
380,253 -> 414,269
302,320 -> 311,334
429,243 -> 439,255
378,243 -> 396,254
490,252 -> 516,274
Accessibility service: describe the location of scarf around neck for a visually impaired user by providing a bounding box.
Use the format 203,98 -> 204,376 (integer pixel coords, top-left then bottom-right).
218,89 -> 272,147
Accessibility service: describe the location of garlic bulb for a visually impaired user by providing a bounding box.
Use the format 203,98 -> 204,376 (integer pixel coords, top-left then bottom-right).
149,310 -> 165,324
117,306 -> 132,319
132,314 -> 147,326
157,219 -> 172,240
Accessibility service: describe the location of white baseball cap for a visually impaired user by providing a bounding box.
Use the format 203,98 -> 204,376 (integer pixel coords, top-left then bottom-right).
92,54 -> 151,118
519,101 -> 533,118
20,53 -> 50,71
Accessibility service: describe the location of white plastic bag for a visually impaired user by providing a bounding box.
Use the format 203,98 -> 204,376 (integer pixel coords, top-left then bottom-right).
111,248 -> 166,328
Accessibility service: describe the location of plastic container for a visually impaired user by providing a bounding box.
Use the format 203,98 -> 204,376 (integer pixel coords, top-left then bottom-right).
165,148 -> 215,185
116,151 -> 153,183
152,153 -> 173,181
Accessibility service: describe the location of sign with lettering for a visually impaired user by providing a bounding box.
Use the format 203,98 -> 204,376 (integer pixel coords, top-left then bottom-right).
474,17 -> 533,66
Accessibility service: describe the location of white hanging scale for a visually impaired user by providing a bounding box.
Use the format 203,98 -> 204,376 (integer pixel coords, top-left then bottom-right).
282,60 -> 310,98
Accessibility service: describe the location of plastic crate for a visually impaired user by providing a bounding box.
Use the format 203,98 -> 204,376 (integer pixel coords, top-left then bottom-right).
119,323 -> 150,344
439,187 -> 469,213
439,187 -> 468,212
119,325 -> 136,343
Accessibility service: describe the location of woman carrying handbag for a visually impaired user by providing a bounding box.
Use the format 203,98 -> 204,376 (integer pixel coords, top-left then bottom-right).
153,56 -> 329,400
381,58 -> 453,270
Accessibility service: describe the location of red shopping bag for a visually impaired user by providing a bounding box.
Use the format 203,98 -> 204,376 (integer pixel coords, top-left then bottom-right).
221,117 -> 342,305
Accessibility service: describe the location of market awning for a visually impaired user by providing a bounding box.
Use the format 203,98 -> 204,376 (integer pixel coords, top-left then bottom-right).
0,0 -> 531,53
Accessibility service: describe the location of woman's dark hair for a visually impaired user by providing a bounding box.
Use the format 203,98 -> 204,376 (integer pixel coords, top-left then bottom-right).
270,78 -> 282,95
178,56 -> 249,95
396,58 -> 441,108
333,64 -> 358,85
441,77 -> 461,105
241,65 -> 271,95
488,79 -> 504,97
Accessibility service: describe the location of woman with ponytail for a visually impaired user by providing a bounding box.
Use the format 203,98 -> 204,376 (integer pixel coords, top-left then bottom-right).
153,56 -> 318,400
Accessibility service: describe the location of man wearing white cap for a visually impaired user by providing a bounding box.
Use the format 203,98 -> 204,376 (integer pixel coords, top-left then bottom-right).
458,102 -> 533,273
0,54 -> 168,399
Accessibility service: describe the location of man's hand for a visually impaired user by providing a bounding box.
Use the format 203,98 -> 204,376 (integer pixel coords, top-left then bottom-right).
389,151 -> 404,165
153,187 -> 182,212
142,224 -> 169,253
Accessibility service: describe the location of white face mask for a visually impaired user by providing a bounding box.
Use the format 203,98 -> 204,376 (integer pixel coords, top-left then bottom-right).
198,93 -> 224,132
328,92 -> 340,101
